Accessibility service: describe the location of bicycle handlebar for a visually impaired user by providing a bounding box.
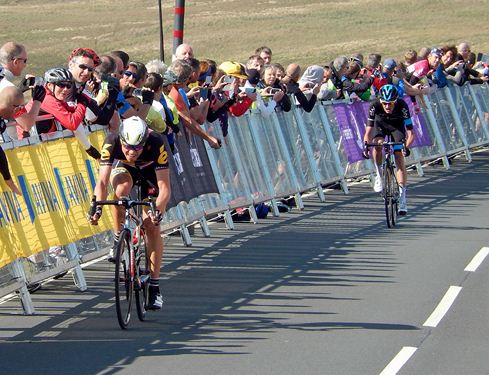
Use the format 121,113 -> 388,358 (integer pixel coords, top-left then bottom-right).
89,195 -> 156,214
365,141 -> 404,149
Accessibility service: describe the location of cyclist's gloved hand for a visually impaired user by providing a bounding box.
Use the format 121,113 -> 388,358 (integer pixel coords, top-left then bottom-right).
362,142 -> 370,159
87,206 -> 102,225
147,209 -> 163,225
403,147 -> 411,157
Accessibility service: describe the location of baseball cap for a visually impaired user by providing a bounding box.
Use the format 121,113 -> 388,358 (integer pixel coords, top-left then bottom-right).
162,70 -> 178,86
218,61 -> 247,79
430,48 -> 443,58
383,58 -> 397,70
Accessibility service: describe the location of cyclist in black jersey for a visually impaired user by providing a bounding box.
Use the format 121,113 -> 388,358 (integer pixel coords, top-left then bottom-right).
363,84 -> 415,215
88,116 -> 171,310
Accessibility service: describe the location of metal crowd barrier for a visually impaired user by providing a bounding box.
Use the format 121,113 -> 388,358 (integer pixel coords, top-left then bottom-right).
1,81 -> 488,314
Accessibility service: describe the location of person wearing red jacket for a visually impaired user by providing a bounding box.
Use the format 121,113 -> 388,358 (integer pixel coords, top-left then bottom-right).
18,67 -> 100,159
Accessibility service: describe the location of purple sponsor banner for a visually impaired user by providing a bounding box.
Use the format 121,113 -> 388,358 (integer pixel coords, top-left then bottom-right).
334,98 -> 433,163
404,97 -> 433,148
333,101 -> 370,163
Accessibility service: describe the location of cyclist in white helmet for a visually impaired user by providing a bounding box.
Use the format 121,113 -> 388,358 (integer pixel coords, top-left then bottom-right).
88,116 -> 171,310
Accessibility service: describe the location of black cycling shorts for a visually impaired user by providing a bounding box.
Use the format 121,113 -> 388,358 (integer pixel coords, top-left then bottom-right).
110,161 -> 158,199
372,122 -> 406,144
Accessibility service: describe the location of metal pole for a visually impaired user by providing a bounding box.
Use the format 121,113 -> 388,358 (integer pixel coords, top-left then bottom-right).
158,0 -> 165,62
173,0 -> 185,55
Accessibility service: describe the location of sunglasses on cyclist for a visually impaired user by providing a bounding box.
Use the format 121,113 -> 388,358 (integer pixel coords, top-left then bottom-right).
79,64 -> 94,72
122,142 -> 145,151
123,70 -> 140,80
380,100 -> 396,105
56,81 -> 73,89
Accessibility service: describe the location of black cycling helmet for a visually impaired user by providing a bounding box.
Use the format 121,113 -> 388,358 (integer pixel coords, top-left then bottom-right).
44,67 -> 73,84
379,84 -> 399,102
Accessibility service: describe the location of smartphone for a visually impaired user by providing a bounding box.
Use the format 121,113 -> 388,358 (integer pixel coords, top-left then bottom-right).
222,77 -> 235,91
204,75 -> 212,85
26,77 -> 36,86
200,86 -> 209,99
223,76 -> 233,84
269,88 -> 281,94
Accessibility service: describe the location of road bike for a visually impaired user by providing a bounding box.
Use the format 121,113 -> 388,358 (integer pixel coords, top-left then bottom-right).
366,141 -> 404,228
89,183 -> 155,329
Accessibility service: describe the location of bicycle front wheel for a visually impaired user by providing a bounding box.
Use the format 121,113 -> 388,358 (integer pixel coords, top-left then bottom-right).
115,229 -> 134,329
135,229 -> 149,322
383,165 -> 394,228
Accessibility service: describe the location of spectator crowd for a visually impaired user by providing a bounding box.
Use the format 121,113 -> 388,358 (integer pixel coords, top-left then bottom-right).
0,40 -> 488,195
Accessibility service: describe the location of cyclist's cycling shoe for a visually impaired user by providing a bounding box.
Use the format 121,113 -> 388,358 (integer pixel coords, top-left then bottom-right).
107,243 -> 116,263
373,175 -> 383,193
147,286 -> 163,310
399,197 -> 408,216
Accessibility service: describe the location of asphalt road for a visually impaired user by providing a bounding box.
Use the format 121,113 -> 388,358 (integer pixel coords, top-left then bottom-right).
1,150 -> 489,375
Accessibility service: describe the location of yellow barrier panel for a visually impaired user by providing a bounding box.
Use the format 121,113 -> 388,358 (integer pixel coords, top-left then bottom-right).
0,131 -> 113,268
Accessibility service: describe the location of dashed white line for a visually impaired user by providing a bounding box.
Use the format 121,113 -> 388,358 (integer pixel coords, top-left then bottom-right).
423,286 -> 462,327
464,247 -> 489,272
379,346 -> 417,375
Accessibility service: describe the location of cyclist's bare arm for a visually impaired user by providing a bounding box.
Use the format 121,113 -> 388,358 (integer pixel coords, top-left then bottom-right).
88,164 -> 112,225
405,128 -> 415,149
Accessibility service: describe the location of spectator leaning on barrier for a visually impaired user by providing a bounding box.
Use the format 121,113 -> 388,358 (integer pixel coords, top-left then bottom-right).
0,86 -> 24,195
261,64 -> 291,112
246,68 -> 284,117
168,59 -> 221,149
282,63 -> 318,112
329,56 -> 375,100
18,67 -> 100,160
0,42 -> 45,141
406,47 -> 443,113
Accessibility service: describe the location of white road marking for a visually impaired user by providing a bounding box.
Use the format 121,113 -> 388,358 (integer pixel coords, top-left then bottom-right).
423,286 -> 462,327
379,346 -> 417,375
464,247 -> 489,272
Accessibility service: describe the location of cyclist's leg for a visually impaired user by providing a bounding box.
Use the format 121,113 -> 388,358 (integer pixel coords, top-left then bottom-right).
108,163 -> 134,260
391,129 -> 408,214
367,124 -> 386,192
140,170 -> 164,310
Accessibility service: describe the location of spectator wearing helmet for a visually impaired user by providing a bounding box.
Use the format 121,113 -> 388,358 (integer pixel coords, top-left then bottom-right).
0,86 -> 24,194
363,84 -> 415,215
168,60 -> 221,149
88,116 -> 171,310
282,63 -> 318,112
0,42 -> 45,141
18,67 -> 101,159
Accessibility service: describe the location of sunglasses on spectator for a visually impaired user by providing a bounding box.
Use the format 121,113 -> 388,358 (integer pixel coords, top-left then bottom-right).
79,64 -> 94,72
122,142 -> 145,151
13,103 -> 25,110
123,70 -> 140,80
56,82 -> 73,89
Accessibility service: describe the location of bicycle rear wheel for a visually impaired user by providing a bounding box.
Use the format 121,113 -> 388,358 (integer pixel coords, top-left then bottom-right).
135,229 -> 149,321
115,229 -> 133,329
383,165 -> 394,228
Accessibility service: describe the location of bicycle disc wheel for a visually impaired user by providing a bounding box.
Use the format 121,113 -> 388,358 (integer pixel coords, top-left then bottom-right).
135,230 -> 149,321
383,166 -> 394,228
115,229 -> 133,329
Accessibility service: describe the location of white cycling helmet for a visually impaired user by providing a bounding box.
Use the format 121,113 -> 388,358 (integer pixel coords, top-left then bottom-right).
119,116 -> 149,147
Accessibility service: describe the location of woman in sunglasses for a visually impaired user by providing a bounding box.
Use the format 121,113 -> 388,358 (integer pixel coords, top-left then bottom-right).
18,67 -> 101,159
